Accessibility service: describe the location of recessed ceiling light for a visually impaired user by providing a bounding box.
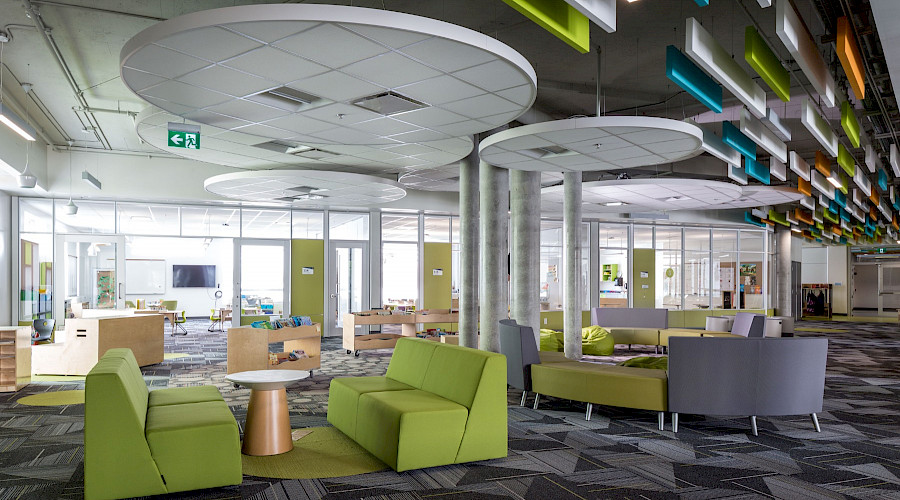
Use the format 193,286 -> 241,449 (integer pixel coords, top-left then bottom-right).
604,201 -> 627,206
666,196 -> 690,201
791,227 -> 801,233
353,92 -> 427,115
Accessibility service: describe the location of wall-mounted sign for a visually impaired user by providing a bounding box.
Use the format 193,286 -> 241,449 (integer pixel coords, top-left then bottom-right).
640,271 -> 649,278
641,284 -> 649,289
302,267 -> 314,275
432,268 -> 443,276
665,268 -> 675,278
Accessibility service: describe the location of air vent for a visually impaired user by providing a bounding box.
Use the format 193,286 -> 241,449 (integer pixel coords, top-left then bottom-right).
248,87 -> 325,112
353,92 -> 427,115
275,194 -> 326,203
522,145 -> 577,159
286,146 -> 338,159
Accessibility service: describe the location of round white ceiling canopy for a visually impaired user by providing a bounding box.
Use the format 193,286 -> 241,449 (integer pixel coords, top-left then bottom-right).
542,178 -> 744,214
397,165 -> 460,192
479,117 -> 704,172
704,185 -> 805,210
204,170 -> 406,207
121,4 -> 537,148
136,106 -> 473,171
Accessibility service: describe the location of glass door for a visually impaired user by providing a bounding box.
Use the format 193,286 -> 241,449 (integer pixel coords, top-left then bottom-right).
233,239 -> 290,326
327,241 -> 368,337
53,234 -> 126,329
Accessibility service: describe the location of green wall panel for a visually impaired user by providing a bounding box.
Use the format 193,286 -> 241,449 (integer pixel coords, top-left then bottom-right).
290,239 -> 325,327
423,242 -> 453,331
539,310 -> 591,330
745,26 -> 790,102
632,249 -> 655,308
501,0 -> 590,53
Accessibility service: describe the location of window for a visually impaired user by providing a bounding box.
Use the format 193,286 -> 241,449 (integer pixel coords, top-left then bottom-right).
383,215 -> 419,310
241,209 -> 290,238
329,212 -> 369,240
55,200 -> 115,234
382,214 -> 418,242
117,204 -> 180,236
181,207 -> 240,237
424,216 -> 450,243
634,225 -> 653,249
291,211 -> 324,239
713,230 -> 738,309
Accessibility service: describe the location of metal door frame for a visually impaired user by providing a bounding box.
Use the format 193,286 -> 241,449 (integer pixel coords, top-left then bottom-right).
53,234 -> 127,327
233,238 -> 291,325
327,240 -> 369,337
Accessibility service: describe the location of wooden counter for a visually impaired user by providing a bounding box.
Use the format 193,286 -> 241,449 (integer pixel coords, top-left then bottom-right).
32,315 -> 164,375
227,324 -> 321,374
342,311 -> 459,355
0,327 -> 31,391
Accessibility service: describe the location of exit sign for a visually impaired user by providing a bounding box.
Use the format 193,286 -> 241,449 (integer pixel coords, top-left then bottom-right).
167,122 -> 200,149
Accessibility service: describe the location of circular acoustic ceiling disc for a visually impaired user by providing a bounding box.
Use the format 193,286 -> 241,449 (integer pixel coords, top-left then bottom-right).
703,185 -> 805,210
397,165 -> 461,192
121,4 -> 536,148
136,106 -> 473,171
479,117 -> 704,172
204,170 -> 406,207
541,178 -> 744,214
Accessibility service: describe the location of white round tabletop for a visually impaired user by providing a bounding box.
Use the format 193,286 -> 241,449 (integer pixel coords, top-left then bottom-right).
225,370 -> 310,391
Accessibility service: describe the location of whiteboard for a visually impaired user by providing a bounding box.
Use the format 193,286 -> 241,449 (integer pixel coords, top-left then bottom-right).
126,259 -> 165,294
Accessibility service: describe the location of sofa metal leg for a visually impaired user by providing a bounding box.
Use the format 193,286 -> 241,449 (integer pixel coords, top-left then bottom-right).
750,416 -> 758,436
586,403 -> 592,421
520,391 -> 528,407
672,413 -> 679,433
811,413 -> 821,432
655,346 -> 659,354
658,412 -> 664,431
533,393 -> 540,410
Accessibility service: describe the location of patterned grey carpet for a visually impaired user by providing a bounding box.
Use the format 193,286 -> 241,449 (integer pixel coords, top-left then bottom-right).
1,318 -> 898,499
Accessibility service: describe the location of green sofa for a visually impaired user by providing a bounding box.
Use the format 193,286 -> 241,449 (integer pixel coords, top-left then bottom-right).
327,337 -> 507,471
85,348 -> 241,500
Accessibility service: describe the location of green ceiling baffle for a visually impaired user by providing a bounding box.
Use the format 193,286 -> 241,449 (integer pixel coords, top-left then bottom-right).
502,0 -> 590,53
837,144 -> 855,177
745,26 -> 790,102
841,101 -> 861,148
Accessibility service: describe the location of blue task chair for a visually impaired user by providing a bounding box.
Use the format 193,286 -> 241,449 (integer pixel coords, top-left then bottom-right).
32,318 -> 55,345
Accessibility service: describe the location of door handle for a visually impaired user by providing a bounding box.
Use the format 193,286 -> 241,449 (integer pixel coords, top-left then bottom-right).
330,294 -> 337,298
118,283 -> 123,300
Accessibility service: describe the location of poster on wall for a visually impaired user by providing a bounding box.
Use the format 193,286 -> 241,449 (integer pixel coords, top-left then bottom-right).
739,263 -> 757,276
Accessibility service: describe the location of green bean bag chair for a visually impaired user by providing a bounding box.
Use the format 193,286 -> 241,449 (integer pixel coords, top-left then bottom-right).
538,326 -> 614,356
619,356 -> 668,370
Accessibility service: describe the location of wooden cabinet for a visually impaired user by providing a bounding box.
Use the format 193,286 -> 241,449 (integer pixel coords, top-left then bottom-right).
227,324 -> 321,374
342,311 -> 459,355
0,327 -> 31,392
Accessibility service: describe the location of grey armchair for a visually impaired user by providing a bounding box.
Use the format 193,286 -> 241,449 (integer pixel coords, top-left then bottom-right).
668,336 -> 828,435
498,319 -> 541,407
731,312 -> 766,337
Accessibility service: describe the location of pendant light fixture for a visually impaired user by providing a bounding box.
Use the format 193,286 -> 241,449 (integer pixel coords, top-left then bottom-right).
0,33 -> 36,141
18,78 -> 36,188
65,140 -> 78,215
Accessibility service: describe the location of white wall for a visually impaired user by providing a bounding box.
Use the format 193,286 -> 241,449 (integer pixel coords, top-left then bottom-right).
0,191 -> 10,325
124,236 -> 233,317
801,245 -> 849,314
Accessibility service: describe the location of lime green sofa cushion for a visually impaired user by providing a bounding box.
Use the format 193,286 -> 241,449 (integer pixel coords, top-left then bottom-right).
581,325 -> 615,356
148,385 -> 224,407
620,356 -> 669,370
327,376 -> 414,439
607,327 -> 660,346
356,389 -> 468,471
531,362 -> 668,412
327,337 -> 507,471
85,348 -> 241,500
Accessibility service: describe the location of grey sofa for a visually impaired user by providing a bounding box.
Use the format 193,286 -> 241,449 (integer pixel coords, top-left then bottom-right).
499,319 -> 541,406
591,307 -> 669,350
668,336 -> 828,435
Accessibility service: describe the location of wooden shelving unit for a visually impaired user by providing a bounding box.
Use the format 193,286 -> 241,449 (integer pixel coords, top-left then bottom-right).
0,327 -> 31,392
342,311 -> 459,356
801,283 -> 833,319
602,263 -> 619,282
226,324 -> 321,374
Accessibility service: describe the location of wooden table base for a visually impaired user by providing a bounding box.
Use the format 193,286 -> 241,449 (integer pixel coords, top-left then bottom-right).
242,387 -> 293,456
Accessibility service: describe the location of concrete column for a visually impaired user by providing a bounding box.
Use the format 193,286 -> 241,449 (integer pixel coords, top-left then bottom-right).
563,171 -> 583,359
458,144 -> 479,349
479,161 -> 509,353
776,225 -> 792,317
510,170 -> 540,342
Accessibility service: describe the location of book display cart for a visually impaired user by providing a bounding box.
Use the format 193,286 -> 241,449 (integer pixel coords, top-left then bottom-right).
0,327 -> 30,392
342,311 -> 459,356
226,324 -> 321,375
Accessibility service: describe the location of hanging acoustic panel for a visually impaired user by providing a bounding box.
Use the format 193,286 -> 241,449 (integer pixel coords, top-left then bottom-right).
851,188 -> 864,208
798,177 -> 813,196
841,101 -> 861,148
834,190 -> 847,209
865,144 -> 878,173
815,151 -> 831,176
800,196 -> 815,211
666,45 -> 723,113
789,151 -> 810,181
502,0 -> 590,53
837,144 -> 855,177
853,166 -> 871,196
562,0 -> 616,33
744,212 -> 767,227
685,17 -> 767,118
745,157 -> 770,184
785,210 -> 797,225
770,157 -> 787,181
878,168 -> 888,191
796,208 -> 814,224
775,0 -> 836,108
812,209 -> 823,223
745,26 -> 790,102
764,108 -> 791,141
691,120 -> 741,165
723,121 -> 757,160
811,170 -> 834,200
891,144 -> 900,177
836,16 -> 865,101
695,0 -> 709,5
728,163 -> 748,185
801,98 -> 838,157
739,107 -> 787,163
768,209 -> 790,227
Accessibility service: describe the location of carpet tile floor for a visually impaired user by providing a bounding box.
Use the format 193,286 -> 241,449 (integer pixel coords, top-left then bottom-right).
0,318 -> 898,499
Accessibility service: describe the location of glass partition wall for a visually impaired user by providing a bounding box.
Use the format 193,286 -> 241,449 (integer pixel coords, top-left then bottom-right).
13,196 -> 775,327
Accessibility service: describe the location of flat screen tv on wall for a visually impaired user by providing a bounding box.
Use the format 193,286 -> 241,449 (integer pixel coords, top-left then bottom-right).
173,265 -> 216,288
